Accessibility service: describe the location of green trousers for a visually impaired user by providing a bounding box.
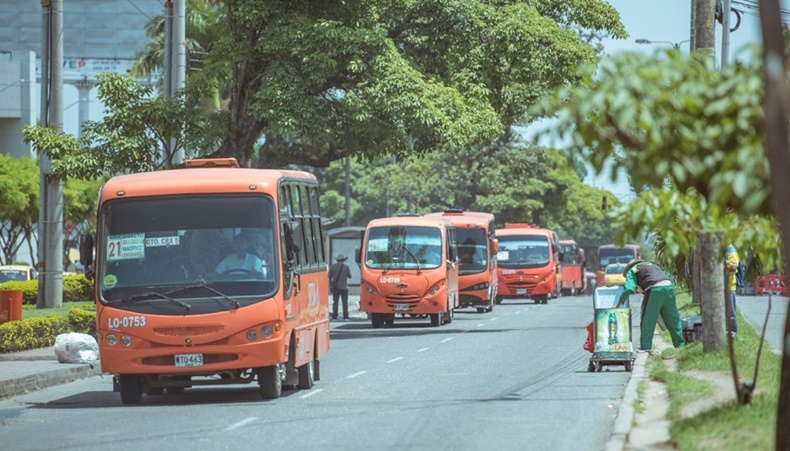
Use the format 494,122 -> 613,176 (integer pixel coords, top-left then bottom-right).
640,285 -> 685,350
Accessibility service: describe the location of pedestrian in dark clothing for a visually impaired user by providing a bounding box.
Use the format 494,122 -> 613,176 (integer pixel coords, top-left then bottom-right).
614,260 -> 685,353
329,254 -> 352,320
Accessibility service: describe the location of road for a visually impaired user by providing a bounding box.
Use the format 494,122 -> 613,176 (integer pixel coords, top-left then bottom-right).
0,295 -> 632,451
737,294 -> 788,353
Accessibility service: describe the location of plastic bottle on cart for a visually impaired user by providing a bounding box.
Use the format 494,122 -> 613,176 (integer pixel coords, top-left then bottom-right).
608,311 -> 618,345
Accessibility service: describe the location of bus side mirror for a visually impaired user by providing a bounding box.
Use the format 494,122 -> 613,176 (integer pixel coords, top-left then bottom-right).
79,234 -> 94,280
355,246 -> 361,265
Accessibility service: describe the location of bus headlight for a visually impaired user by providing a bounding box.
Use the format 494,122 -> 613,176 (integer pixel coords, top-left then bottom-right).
120,335 -> 132,347
106,334 -> 117,346
246,329 -> 258,341
261,326 -> 273,337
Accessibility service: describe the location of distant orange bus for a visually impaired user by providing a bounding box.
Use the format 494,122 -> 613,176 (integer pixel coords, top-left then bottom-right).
80,158 -> 329,404
425,209 -> 498,313
559,239 -> 585,296
358,215 -> 459,327
495,224 -> 560,304
595,244 -> 641,287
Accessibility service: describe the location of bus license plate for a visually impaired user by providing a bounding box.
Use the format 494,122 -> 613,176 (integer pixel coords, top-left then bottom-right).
516,288 -> 527,295
393,303 -> 410,311
175,353 -> 203,367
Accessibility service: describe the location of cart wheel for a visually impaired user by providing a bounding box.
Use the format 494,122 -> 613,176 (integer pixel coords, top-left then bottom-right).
596,362 -> 603,372
588,361 -> 595,372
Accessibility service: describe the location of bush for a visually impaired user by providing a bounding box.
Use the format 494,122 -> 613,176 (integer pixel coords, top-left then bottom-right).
0,316 -> 71,353
67,308 -> 96,336
0,274 -> 93,305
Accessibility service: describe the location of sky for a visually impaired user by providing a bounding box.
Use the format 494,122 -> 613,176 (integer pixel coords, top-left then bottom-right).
584,0 -> 776,199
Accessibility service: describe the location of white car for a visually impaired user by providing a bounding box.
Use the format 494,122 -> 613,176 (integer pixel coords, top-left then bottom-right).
0,265 -> 37,283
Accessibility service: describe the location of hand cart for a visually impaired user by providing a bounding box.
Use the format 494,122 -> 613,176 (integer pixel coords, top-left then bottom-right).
587,286 -> 636,372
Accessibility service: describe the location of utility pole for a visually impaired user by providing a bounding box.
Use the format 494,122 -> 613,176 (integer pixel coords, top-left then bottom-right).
37,0 -> 64,309
689,0 -> 697,51
344,157 -> 351,227
694,0 -> 716,56
721,0 -> 732,67
695,0 -> 726,353
170,0 -> 186,165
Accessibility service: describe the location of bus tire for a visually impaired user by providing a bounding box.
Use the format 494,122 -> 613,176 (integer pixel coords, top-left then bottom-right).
485,297 -> 494,312
314,359 -> 321,381
430,313 -> 441,327
445,308 -> 453,324
258,365 -> 282,399
476,307 -> 486,313
371,313 -> 384,328
495,296 -> 503,305
298,359 -> 315,390
119,375 -> 143,405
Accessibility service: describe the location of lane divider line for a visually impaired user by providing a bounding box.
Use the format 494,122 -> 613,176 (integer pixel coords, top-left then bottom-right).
224,417 -> 259,431
416,347 -> 430,353
440,338 -> 453,343
347,371 -> 368,379
477,323 -> 485,327
299,388 -> 323,399
387,357 -> 404,363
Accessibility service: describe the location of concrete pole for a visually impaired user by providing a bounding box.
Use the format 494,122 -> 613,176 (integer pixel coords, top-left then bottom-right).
689,0 -> 697,51
171,0 -> 186,165
721,0 -> 732,67
164,1 -> 173,98
37,0 -> 51,309
344,157 -> 351,227
695,0 -> 716,56
45,0 -> 64,308
75,77 -> 92,137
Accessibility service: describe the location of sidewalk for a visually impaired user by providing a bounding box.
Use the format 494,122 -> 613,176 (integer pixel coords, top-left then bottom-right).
0,346 -> 101,399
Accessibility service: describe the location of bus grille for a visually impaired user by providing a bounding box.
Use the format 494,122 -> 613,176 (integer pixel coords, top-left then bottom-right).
384,295 -> 420,308
506,282 -> 536,290
153,324 -> 225,336
149,338 -> 230,348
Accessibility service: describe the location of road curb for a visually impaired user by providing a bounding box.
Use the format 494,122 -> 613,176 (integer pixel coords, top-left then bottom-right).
606,350 -> 648,451
0,361 -> 102,400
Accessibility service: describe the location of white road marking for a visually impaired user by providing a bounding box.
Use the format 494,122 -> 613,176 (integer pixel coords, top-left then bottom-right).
489,317 -> 497,321
440,338 -> 453,343
299,389 -> 323,399
224,417 -> 259,431
416,347 -> 430,353
387,357 -> 404,363
477,323 -> 485,327
347,371 -> 368,379
515,310 -> 521,314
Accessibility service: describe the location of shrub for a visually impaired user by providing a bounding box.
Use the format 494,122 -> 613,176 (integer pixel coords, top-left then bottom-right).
67,308 -> 96,336
0,274 -> 93,305
0,316 -> 71,353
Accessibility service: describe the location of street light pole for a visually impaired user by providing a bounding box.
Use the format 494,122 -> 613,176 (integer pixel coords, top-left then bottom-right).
636,38 -> 691,50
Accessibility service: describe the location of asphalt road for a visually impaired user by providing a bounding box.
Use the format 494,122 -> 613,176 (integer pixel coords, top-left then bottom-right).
0,294 -> 633,451
737,294 -> 788,353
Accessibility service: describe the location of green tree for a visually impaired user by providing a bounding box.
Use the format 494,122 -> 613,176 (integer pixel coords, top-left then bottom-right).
0,154 -> 39,265
185,0 -> 625,167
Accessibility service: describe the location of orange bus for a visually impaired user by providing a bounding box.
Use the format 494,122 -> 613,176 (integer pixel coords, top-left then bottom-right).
495,224 -> 560,304
558,239 -> 585,296
79,158 -> 329,404
424,209 -> 498,313
595,244 -> 641,287
357,215 -> 459,327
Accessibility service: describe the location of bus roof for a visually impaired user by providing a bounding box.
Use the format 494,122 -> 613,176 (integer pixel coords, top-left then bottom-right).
496,226 -> 553,238
424,210 -> 495,228
598,244 -> 639,250
101,167 -> 316,200
366,216 -> 451,229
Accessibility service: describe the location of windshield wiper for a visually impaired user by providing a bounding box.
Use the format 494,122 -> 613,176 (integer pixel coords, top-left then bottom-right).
116,291 -> 192,312
400,246 -> 422,274
169,284 -> 241,309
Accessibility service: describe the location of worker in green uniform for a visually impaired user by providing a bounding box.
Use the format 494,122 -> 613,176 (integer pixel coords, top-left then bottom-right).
614,260 -> 685,352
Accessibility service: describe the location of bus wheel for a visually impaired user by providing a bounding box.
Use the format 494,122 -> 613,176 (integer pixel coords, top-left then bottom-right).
430,313 -> 441,327
495,296 -> 503,305
371,313 -> 384,328
385,315 -> 395,326
298,360 -> 315,390
445,308 -> 453,324
119,375 -> 143,405
476,307 -> 486,313
258,365 -> 282,399
571,286 -> 577,296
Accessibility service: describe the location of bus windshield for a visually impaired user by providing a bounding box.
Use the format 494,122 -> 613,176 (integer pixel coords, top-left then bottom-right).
598,248 -> 637,269
99,195 -> 277,306
456,228 -> 487,275
365,226 -> 443,269
497,235 -> 550,268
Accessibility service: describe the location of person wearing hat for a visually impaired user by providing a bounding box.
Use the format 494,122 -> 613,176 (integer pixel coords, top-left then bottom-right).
329,254 -> 352,321
614,260 -> 685,353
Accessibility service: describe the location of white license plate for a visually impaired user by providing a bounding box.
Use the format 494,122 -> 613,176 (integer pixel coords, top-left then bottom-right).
393,303 -> 410,311
175,353 -> 204,367
516,288 -> 527,295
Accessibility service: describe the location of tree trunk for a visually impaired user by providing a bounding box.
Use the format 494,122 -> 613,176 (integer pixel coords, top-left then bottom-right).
692,242 -> 702,305
694,0 -> 716,53
699,232 -> 726,352
757,1 -> 790,447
